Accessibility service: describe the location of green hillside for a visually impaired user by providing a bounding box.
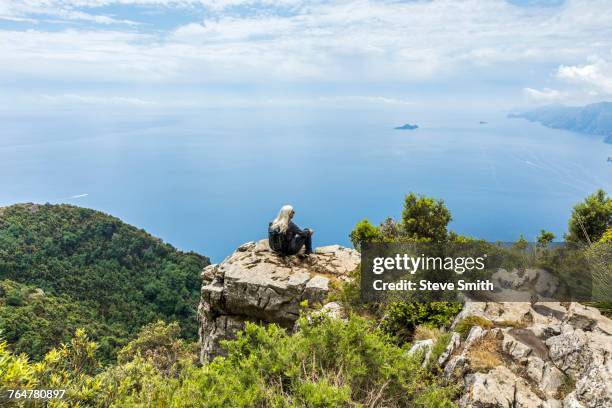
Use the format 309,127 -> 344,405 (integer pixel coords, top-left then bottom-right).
0,203 -> 209,361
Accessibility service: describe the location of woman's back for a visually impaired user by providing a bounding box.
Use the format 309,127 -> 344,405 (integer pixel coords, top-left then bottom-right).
268,205 -> 313,256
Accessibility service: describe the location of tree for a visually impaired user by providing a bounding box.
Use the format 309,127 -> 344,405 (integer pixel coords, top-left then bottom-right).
513,234 -> 529,251
536,229 -> 555,248
349,219 -> 381,250
401,193 -> 452,242
566,189 -> 612,244
378,217 -> 400,241
118,321 -> 195,376
599,227 -> 612,243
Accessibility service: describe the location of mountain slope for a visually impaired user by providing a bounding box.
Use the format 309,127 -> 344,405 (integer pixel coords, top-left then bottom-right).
0,203 -> 209,361
510,101 -> 612,143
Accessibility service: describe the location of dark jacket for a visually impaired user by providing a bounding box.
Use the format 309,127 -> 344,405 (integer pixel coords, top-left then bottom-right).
269,221 -> 310,255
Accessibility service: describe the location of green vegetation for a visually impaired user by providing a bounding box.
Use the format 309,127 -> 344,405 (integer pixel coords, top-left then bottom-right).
585,226 -> 612,316
349,218 -> 382,251
401,193 -> 452,242
454,316 -> 494,340
566,189 -> 611,244
536,229 -> 555,248
0,203 -> 209,361
1,317 -> 459,407
349,193 -> 453,249
381,302 -> 462,344
0,279 -> 122,361
1,188 -> 610,406
347,193 -> 462,343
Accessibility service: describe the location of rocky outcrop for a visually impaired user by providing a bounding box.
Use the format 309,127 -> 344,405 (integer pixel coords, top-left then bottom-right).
197,240 -> 611,406
441,301 -> 612,408
198,240 -> 359,361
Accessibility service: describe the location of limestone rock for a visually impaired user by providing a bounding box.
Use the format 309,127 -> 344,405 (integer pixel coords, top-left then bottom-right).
563,392 -> 585,408
319,301 -> 345,320
546,328 -> 591,379
407,339 -> 434,367
199,314 -> 248,360
464,325 -> 485,346
443,302 -> 612,408
564,303 -> 612,335
198,240 -> 359,360
452,301 -> 532,328
438,332 -> 461,366
502,328 -> 549,362
573,363 -> 612,408
459,366 -> 544,408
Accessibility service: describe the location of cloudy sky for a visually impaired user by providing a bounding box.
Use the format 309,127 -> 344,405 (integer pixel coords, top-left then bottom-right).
1,0 -> 612,113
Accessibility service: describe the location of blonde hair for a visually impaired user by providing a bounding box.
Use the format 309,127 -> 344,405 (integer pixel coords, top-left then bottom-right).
271,205 -> 293,234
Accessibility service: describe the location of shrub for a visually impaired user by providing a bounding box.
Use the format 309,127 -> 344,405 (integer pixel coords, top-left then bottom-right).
5,288 -> 23,307
566,189 -> 611,243
585,228 -> 612,316
402,193 -> 452,242
0,316 -> 460,407
428,332 -> 452,371
380,302 -> 462,343
414,325 -> 443,342
454,316 -> 494,339
349,218 -> 381,250
466,334 -> 502,372
117,320 -> 196,376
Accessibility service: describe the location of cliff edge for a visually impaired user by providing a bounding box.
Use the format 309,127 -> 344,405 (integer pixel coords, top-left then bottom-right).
197,239 -> 359,360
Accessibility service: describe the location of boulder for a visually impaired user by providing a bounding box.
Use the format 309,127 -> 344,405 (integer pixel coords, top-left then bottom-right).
564,303 -> 612,335
406,339 -> 434,367
546,328 -> 591,379
452,301 -> 532,328
438,332 -> 461,366
459,366 -> 544,408
443,301 -> 612,408
319,301 -> 345,320
198,240 -> 359,361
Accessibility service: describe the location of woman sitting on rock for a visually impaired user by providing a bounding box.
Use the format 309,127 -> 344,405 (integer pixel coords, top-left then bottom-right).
268,205 -> 313,256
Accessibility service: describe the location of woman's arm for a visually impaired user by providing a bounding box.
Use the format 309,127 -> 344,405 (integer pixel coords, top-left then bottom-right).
288,221 -> 305,236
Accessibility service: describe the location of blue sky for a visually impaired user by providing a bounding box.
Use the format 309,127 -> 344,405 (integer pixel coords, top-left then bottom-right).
1,0 -> 612,113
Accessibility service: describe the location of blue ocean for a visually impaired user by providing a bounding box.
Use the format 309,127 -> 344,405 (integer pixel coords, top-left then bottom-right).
1,108 -> 610,262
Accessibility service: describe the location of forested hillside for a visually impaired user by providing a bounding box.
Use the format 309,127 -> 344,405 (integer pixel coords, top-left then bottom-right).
0,203 -> 209,361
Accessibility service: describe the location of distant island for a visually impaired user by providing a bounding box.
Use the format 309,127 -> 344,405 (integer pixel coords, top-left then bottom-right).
479,121 -> 488,125
509,101 -> 612,144
394,123 -> 419,130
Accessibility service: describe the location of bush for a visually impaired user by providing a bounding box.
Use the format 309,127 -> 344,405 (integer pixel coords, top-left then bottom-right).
380,302 -> 462,343
566,189 -> 611,243
454,316 -> 494,339
429,332 -> 452,368
402,193 -> 452,242
5,288 -> 23,306
117,320 -> 196,376
0,315 -> 460,407
349,218 -> 381,250
585,228 -> 612,316
0,203 -> 210,361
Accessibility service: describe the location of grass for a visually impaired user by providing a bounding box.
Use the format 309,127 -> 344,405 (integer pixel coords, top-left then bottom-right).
414,325 -> 443,342
467,334 -> 502,373
454,316 -> 494,339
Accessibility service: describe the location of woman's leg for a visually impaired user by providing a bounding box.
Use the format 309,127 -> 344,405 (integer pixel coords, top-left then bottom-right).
287,235 -> 304,255
286,230 -> 313,255
303,230 -> 313,254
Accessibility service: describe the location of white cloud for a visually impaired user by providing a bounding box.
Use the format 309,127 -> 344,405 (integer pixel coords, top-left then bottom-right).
523,87 -> 567,102
0,0 -> 139,25
1,0 -> 612,108
557,58 -> 612,94
36,94 -> 158,106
